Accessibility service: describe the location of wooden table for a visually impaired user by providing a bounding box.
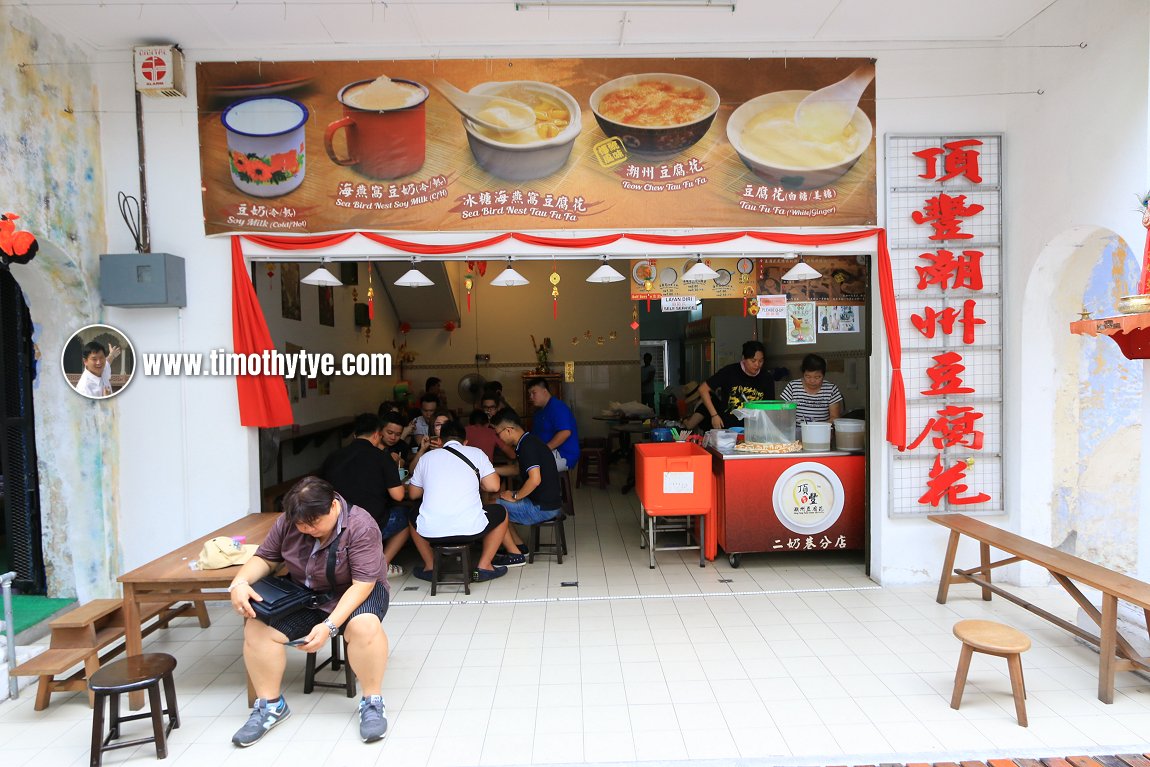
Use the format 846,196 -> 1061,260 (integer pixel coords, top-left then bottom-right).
931,513 -> 1150,703
118,512 -> 280,708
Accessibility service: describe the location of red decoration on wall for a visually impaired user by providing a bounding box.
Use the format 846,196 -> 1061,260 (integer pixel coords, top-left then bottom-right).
0,213 -> 39,265
399,321 -> 411,335
444,320 -> 456,345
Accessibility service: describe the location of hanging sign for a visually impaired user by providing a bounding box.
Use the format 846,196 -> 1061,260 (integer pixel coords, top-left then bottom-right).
197,57 -> 877,236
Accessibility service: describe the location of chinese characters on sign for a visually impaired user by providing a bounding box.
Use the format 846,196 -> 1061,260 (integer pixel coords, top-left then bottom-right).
886,135 -> 1004,516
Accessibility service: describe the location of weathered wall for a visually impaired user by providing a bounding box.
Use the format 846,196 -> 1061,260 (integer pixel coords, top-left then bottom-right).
0,7 -> 116,598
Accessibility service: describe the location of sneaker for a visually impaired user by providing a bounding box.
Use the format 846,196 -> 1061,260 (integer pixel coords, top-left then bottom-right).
386,563 -> 405,578
471,565 -> 508,582
231,697 -> 290,747
358,695 -> 388,743
412,566 -> 433,582
492,552 -> 527,568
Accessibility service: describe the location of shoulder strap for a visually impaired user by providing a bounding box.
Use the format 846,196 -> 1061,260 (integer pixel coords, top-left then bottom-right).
442,444 -> 481,479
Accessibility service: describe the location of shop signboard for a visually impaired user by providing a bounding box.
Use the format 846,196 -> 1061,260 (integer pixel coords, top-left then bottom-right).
885,134 -> 1004,516
197,57 -> 877,236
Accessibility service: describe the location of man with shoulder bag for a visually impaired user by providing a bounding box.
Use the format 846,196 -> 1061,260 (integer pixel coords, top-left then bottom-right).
227,476 -> 391,747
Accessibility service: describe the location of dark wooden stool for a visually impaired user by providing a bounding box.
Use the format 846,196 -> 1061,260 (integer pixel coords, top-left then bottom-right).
559,469 -> 575,517
528,513 -> 568,564
88,653 -> 179,767
431,543 -> 472,596
576,447 -> 609,489
951,619 -> 1031,726
304,634 -> 356,697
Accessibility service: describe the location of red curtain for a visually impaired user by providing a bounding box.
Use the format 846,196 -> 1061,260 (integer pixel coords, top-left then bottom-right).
231,237 -> 293,426
232,229 -> 906,448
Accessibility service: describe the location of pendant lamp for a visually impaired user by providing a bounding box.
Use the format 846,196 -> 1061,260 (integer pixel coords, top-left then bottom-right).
780,256 -> 821,281
682,255 -> 719,282
395,257 -> 434,287
301,262 -> 342,287
586,256 -> 626,283
490,258 -> 529,287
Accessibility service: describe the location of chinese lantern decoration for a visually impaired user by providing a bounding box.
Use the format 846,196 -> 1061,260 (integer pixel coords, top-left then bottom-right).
467,259 -> 488,277
644,258 -> 656,311
742,286 -> 755,317
464,272 -> 474,312
550,269 -> 561,319
630,303 -> 640,346
0,213 -> 39,266
266,263 -> 276,288
367,265 -> 375,320
444,319 -> 456,345
399,321 -> 411,336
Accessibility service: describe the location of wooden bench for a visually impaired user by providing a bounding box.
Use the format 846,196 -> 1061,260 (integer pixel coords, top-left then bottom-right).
10,598 -> 199,711
931,513 -> 1150,703
260,472 -> 317,514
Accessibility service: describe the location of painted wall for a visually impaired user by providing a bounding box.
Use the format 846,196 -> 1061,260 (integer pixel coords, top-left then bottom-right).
9,0 -> 1145,597
0,8 -> 116,598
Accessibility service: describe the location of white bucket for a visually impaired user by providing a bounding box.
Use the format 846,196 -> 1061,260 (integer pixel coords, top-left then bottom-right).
833,418 -> 865,450
801,421 -> 831,452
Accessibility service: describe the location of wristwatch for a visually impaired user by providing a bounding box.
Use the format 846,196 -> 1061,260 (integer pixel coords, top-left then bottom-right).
323,619 -> 339,638
512,491 -> 518,501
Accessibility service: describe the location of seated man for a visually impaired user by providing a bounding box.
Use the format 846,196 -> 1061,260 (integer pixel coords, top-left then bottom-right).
406,419 -> 509,582
491,408 -> 563,566
403,393 -> 440,441
379,412 -> 412,468
525,377 -> 580,471
228,477 -> 390,747
320,413 -> 408,578
465,408 -> 516,462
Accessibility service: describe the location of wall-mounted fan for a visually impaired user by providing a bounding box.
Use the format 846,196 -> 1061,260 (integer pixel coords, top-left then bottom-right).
458,372 -> 487,407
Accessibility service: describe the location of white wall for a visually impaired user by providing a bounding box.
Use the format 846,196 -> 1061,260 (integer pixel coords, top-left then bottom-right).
80,0 -> 1149,586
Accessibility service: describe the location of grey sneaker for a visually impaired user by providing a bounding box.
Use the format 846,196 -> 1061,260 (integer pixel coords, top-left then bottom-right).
232,697 -> 290,747
359,695 -> 388,743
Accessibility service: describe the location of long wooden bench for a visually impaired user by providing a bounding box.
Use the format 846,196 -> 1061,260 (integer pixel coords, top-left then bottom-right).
931,513 -> 1150,703
10,598 -> 198,710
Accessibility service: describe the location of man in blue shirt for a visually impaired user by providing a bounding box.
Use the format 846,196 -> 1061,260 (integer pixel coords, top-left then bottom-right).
526,377 -> 579,471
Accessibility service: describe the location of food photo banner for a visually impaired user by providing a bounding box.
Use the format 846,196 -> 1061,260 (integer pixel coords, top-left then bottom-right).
197,57 -> 877,236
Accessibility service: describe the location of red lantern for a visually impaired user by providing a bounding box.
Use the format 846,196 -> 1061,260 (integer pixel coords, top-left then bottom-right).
443,320 -> 456,345
399,321 -> 411,335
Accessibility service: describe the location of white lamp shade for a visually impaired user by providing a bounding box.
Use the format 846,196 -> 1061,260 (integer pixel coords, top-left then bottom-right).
586,262 -> 626,283
395,267 -> 434,287
300,266 -> 342,287
490,266 -> 529,287
682,259 -> 720,282
781,261 -> 821,281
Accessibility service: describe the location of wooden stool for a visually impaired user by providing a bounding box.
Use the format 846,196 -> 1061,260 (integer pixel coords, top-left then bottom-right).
559,469 -> 575,517
951,619 -> 1031,726
88,653 -> 179,767
303,634 -> 356,697
431,543 -> 472,596
576,447 -> 609,489
527,513 -> 568,564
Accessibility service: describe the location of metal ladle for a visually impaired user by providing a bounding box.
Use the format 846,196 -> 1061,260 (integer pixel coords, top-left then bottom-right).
793,62 -> 876,140
430,79 -> 536,133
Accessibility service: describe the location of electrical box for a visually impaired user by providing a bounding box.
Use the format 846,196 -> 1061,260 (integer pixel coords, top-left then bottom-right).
100,253 -> 186,308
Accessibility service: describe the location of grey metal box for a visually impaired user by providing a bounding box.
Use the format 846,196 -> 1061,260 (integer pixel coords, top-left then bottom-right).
100,252 -> 186,308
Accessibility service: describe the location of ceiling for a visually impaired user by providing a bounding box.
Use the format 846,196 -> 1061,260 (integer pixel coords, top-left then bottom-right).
15,0 -> 1063,57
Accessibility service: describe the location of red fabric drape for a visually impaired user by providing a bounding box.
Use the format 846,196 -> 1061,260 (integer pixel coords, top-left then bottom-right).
233,228 -> 906,448
231,237 -> 293,427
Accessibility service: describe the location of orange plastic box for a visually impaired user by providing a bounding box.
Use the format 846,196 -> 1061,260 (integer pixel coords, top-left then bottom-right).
635,442 -> 713,511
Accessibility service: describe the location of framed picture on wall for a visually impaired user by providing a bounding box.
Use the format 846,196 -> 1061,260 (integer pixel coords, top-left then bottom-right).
280,263 -> 301,321
318,286 -> 335,327
786,302 -> 816,345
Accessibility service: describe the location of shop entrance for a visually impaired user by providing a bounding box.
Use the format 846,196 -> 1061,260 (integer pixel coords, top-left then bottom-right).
0,267 -> 45,593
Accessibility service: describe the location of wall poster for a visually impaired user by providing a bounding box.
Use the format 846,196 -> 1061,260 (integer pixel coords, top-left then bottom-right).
198,57 -> 877,236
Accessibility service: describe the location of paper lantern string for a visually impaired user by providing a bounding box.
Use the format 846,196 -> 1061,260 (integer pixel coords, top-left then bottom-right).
550,270 -> 561,319
465,273 -> 474,312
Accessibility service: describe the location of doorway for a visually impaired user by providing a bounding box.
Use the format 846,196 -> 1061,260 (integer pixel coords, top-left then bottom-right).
0,267 -> 45,593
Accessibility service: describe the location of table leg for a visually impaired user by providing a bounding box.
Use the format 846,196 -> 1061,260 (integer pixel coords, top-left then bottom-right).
122,585 -> 145,710
936,530 -> 960,604
1099,593 -> 1118,704
192,600 -> 211,629
698,512 -> 705,568
979,542 -> 992,601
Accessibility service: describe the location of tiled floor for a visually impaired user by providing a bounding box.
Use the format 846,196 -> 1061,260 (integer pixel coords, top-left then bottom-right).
4,470 -> 1150,766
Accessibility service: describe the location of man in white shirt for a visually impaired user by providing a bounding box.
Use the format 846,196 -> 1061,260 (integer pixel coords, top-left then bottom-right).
406,419 -> 509,582
75,340 -> 120,398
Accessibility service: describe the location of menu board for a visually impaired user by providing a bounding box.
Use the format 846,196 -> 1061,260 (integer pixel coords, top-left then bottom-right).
629,255 -> 869,303
197,57 -> 876,236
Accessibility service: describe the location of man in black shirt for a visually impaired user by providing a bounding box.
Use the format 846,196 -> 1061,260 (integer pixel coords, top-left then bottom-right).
379,412 -> 412,467
490,409 -> 563,567
696,340 -> 773,429
320,413 -> 409,577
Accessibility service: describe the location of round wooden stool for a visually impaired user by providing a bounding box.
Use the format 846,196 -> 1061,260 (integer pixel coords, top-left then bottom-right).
951,619 -> 1031,726
88,653 -> 180,767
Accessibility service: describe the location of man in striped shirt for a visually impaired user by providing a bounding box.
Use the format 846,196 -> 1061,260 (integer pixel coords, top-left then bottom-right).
779,353 -> 844,424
